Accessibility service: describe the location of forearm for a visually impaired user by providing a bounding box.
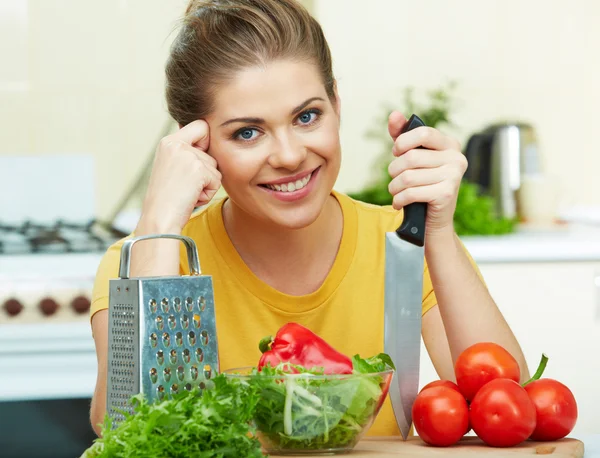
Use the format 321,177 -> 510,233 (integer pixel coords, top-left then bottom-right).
130,216 -> 181,277
425,229 -> 530,382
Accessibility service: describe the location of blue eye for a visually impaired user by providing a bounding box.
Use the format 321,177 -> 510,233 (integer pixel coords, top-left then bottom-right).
236,128 -> 258,141
297,110 -> 318,125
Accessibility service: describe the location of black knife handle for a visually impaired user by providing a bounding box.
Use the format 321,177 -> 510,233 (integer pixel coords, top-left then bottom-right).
395,114 -> 428,247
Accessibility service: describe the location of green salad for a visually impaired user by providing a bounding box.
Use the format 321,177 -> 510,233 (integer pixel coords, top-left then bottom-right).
242,353 -> 395,452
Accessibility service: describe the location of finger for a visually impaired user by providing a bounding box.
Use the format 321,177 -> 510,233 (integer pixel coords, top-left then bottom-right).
194,148 -> 218,169
388,149 -> 451,177
392,182 -> 448,210
388,167 -> 446,196
388,110 -> 408,141
198,170 -> 221,198
175,119 -> 210,151
393,126 -> 457,156
201,160 -> 222,183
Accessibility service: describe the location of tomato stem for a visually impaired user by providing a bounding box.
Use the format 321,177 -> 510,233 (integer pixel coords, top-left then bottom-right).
522,353 -> 549,386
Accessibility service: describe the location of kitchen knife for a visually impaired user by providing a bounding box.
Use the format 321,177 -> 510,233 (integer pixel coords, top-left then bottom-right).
384,113 -> 428,440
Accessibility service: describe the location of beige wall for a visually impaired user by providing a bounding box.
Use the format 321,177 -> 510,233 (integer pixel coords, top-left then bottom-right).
0,0 -> 187,220
314,0 -> 600,209
1,0 -> 597,223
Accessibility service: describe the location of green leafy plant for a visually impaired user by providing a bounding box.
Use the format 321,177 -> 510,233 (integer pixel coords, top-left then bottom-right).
348,82 -> 516,235
81,374 -> 266,458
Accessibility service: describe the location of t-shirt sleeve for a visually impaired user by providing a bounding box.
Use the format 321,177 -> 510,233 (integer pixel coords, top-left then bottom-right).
421,236 -> 486,316
90,236 -> 130,323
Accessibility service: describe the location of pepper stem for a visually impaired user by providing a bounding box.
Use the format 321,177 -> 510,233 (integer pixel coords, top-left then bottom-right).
522,353 -> 549,386
259,335 -> 274,354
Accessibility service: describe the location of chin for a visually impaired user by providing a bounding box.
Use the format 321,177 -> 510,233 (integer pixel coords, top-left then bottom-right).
253,182 -> 333,230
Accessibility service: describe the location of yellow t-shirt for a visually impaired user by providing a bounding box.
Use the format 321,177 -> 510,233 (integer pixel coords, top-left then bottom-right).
91,190 -> 478,437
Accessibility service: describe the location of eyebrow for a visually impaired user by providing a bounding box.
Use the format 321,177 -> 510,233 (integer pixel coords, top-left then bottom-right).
219,96 -> 325,128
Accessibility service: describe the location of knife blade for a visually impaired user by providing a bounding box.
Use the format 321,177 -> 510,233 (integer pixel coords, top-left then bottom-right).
384,113 -> 428,440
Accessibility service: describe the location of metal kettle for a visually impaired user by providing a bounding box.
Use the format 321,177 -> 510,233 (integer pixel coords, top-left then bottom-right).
464,122 -> 541,219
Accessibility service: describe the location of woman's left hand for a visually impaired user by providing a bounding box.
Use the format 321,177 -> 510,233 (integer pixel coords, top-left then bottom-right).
387,110 -> 468,235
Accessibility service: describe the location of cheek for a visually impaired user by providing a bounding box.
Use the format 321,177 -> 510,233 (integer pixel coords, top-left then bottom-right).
211,145 -> 264,185
314,123 -> 341,159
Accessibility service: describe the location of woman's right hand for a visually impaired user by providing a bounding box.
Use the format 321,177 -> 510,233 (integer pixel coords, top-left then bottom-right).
139,120 -> 221,234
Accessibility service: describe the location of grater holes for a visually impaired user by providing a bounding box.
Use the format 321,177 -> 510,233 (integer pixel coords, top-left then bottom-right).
169,349 -> 178,364
185,297 -> 193,312
193,314 -> 201,328
201,330 -> 209,346
157,350 -> 164,365
149,298 -> 157,313
190,365 -> 198,380
161,298 -> 169,313
182,348 -> 191,364
185,383 -> 192,391
155,316 -> 164,331
197,296 -> 206,311
203,364 -> 212,379
157,385 -> 165,400
150,333 -> 158,348
199,381 -> 206,390
181,315 -> 190,330
177,366 -> 185,381
168,315 -> 176,330
175,332 -> 183,347
188,331 -> 196,346
195,348 -> 204,363
150,368 -> 158,384
162,332 -> 170,348
163,368 -> 171,382
171,384 -> 179,394
173,297 -> 182,312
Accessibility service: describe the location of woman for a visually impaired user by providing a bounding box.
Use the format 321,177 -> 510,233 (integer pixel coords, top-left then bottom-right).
89,0 -> 528,437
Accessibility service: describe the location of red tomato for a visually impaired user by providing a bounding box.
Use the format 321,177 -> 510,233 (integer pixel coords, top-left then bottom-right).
412,386 -> 469,447
470,378 -> 536,447
455,342 -> 521,401
420,379 -> 461,394
524,378 -> 578,441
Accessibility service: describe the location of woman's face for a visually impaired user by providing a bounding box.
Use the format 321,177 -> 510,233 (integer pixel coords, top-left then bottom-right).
205,59 -> 342,229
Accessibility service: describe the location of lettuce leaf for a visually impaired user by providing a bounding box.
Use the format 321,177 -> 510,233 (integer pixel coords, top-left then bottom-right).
82,374 -> 266,458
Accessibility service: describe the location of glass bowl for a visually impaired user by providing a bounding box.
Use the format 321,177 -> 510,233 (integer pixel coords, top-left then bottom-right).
223,366 -> 394,455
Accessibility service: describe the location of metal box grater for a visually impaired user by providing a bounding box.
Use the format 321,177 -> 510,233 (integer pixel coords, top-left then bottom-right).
106,234 -> 219,425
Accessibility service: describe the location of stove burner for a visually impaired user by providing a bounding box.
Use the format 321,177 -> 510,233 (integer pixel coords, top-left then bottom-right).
39,297 -> 60,316
3,298 -> 24,316
0,219 -> 126,255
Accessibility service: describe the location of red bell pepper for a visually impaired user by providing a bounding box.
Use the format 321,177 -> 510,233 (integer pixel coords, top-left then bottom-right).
258,322 -> 353,374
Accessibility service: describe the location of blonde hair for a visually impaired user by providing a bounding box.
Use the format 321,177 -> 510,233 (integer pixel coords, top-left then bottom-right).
165,0 -> 335,125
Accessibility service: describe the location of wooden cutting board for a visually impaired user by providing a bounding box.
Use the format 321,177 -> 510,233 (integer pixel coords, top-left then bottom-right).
271,436 -> 584,457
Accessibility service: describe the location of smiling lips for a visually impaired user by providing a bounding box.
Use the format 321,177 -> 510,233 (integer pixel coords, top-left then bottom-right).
264,171 -> 313,192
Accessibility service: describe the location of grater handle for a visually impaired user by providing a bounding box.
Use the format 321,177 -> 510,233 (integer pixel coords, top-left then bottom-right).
118,234 -> 201,279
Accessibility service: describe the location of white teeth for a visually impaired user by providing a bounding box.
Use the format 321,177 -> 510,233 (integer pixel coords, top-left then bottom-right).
266,172 -> 312,192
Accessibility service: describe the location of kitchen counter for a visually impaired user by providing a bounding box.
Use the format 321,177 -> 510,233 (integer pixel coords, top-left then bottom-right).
460,223 -> 600,263
269,435 -> 598,457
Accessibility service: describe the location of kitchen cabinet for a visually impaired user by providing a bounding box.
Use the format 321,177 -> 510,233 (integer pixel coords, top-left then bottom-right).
419,254 -> 600,437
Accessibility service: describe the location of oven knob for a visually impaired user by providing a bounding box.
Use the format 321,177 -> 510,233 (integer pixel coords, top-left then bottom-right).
71,295 -> 91,314
39,298 -> 59,316
3,298 -> 24,317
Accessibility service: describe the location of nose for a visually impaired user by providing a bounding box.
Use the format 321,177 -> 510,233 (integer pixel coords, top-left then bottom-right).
267,131 -> 307,171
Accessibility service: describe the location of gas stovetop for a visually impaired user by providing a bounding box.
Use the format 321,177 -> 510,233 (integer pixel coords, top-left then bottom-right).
0,220 -> 125,255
